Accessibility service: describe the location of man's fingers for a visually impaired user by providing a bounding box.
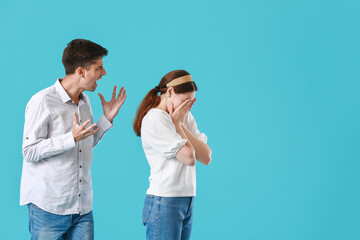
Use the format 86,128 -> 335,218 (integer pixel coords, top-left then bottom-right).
79,123 -> 97,136
111,86 -> 117,100
117,87 -> 125,99
116,87 -> 126,104
84,123 -> 97,132
119,92 -> 127,105
80,120 -> 91,129
83,127 -> 101,138
89,127 -> 101,135
73,113 -> 78,126
98,93 -> 105,104
75,123 -> 100,141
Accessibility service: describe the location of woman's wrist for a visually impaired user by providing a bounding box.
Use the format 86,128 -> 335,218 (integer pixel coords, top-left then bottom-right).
173,121 -> 183,129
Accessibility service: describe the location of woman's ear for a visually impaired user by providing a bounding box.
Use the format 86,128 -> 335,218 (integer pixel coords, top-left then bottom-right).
167,87 -> 174,98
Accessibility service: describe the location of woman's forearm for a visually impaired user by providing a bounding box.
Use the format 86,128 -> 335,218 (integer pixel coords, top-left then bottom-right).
174,123 -> 196,165
182,124 -> 212,165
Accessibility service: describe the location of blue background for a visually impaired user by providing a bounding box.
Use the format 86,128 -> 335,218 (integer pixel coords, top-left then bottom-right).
1,0 -> 359,239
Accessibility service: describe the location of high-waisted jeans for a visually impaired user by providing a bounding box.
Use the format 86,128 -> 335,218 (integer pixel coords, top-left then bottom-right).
142,195 -> 194,240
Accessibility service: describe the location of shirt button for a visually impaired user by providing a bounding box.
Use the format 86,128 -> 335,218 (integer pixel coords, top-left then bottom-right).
26,137 -> 29,140
79,165 -> 82,168
79,150 -> 82,152
79,179 -> 82,182
78,194 -> 81,197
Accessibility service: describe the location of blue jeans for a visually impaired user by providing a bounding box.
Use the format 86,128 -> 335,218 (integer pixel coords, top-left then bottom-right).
142,195 -> 194,240
28,203 -> 94,240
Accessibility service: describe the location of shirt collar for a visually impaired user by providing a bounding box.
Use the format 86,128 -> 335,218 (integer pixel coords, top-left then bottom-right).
54,79 -> 87,103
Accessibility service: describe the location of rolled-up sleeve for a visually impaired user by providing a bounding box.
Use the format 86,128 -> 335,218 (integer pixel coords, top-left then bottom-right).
142,112 -> 187,160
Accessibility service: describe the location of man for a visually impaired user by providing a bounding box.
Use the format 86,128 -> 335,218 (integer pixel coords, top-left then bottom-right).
20,39 -> 126,239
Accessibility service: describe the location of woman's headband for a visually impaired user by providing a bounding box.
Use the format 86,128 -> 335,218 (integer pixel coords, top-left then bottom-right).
166,75 -> 193,87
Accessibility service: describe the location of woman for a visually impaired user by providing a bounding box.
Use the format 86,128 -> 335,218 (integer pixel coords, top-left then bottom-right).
133,70 -> 212,240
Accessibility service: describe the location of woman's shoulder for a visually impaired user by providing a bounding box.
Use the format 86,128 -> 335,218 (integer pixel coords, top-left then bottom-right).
142,108 -> 172,126
145,108 -> 169,119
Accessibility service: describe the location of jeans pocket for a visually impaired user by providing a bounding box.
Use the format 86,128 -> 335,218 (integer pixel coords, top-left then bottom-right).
142,195 -> 155,225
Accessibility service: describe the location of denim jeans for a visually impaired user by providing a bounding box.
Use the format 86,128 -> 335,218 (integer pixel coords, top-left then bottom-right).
28,203 -> 94,240
142,195 -> 194,240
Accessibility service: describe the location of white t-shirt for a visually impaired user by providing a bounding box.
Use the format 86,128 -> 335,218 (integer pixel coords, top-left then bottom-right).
141,108 -> 207,197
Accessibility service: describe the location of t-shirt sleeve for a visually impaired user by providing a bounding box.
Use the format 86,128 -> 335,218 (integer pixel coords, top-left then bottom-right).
184,112 -> 208,143
141,111 -> 187,160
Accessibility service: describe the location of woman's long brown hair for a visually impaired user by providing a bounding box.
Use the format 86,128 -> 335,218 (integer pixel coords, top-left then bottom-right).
133,70 -> 198,136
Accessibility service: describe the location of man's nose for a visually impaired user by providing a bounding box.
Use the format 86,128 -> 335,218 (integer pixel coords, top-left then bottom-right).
102,68 -> 107,76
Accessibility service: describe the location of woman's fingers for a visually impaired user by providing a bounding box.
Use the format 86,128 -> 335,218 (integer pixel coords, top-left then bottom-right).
173,100 -> 193,117
174,99 -> 191,113
170,98 -> 197,125
169,102 -> 174,115
182,99 -> 194,112
186,98 -> 196,112
191,98 -> 196,108
171,100 -> 191,122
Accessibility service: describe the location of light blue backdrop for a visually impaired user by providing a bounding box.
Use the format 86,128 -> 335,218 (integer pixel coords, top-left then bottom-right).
1,0 -> 359,239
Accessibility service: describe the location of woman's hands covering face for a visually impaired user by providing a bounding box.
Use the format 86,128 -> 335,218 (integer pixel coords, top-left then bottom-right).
168,98 -> 196,126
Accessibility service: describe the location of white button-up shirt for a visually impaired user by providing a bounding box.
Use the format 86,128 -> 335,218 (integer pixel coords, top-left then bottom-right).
20,79 -> 112,215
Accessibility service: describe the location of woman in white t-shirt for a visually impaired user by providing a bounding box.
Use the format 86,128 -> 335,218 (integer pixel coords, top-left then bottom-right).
133,70 -> 212,240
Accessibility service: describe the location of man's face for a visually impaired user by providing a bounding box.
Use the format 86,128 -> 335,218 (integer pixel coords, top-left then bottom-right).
81,58 -> 107,91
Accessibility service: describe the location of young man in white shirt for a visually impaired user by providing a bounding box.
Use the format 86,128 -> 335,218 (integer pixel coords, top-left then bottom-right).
20,39 -> 126,240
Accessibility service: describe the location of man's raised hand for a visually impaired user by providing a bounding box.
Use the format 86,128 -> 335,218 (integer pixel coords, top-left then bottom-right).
98,86 -> 127,123
72,113 -> 101,142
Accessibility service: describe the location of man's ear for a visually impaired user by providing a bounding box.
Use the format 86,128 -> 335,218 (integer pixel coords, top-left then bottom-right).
77,67 -> 85,78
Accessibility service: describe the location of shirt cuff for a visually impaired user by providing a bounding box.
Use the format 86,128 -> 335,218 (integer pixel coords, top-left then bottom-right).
165,139 -> 187,159
173,139 -> 188,156
198,133 -> 208,144
61,132 -> 76,151
97,115 -> 113,132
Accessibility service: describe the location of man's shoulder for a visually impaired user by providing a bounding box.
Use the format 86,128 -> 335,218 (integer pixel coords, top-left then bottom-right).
27,85 -> 57,106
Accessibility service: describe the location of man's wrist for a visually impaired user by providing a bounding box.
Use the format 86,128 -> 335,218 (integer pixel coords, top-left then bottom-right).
104,114 -> 113,123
